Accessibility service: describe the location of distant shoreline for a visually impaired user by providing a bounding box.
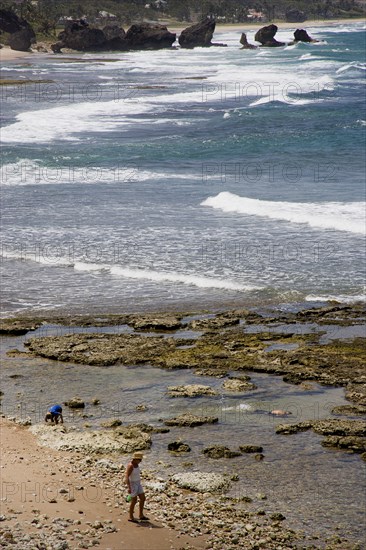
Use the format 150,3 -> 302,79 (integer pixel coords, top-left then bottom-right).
0,17 -> 364,61
172,17 -> 366,33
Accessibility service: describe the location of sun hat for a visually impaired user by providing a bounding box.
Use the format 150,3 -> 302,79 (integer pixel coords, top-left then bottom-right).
133,452 -> 143,459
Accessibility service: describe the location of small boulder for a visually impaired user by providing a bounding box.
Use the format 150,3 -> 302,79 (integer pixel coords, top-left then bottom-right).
135,404 -> 148,411
168,441 -> 191,453
172,472 -> 230,492
239,445 -> 263,453
203,445 -> 241,459
64,397 -> 85,409
270,512 -> 286,521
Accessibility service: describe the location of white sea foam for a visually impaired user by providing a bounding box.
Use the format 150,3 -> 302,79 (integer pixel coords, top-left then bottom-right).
1,250 -> 261,292
221,403 -> 253,412
299,53 -> 314,60
0,100 -> 152,144
109,266 -> 261,291
306,292 -> 365,304
249,95 -> 314,106
1,40 -> 343,145
201,192 -> 365,234
336,61 -> 366,73
0,160 -> 202,186
1,249 -> 74,267
314,24 -> 366,34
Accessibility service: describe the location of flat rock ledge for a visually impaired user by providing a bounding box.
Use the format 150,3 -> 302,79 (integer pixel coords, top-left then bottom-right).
127,314 -> 182,331
322,435 -> 366,453
332,404 -> 366,416
276,419 -> 366,457
0,319 -> 42,335
188,315 -> 240,330
24,332 -> 176,366
167,384 -> 217,397
164,413 -> 219,427
171,472 -> 230,492
276,419 -> 366,436
30,424 -> 151,453
222,377 -> 257,392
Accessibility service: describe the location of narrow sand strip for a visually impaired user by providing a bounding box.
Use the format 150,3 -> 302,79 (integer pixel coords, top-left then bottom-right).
0,47 -> 32,61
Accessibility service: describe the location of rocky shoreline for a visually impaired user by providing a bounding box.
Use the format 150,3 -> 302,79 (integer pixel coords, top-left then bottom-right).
1,415 -> 364,550
1,303 -> 365,548
3,303 -> 365,412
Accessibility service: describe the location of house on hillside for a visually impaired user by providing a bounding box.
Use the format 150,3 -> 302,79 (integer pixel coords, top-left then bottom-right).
247,9 -> 264,21
98,11 -> 117,21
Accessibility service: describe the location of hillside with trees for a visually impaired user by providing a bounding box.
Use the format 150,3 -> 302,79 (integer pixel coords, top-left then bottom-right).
1,0 -> 365,38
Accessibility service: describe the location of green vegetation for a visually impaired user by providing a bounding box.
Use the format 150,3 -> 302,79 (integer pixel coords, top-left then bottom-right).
2,0 -> 365,34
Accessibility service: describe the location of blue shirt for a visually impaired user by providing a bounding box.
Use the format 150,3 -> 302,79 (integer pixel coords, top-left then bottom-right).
49,405 -> 62,415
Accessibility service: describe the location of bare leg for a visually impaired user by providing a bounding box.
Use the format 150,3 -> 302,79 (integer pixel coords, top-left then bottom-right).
129,496 -> 137,520
138,493 -> 146,519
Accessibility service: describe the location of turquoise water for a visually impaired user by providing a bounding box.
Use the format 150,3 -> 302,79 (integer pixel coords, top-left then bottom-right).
0,23 -> 365,314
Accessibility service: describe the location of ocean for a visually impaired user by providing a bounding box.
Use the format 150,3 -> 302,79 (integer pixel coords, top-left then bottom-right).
1,22 -> 365,316
1,23 -> 366,545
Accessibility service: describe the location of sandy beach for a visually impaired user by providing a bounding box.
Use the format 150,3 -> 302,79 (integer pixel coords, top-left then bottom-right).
0,47 -> 33,61
0,18 -> 364,63
0,417 -> 207,549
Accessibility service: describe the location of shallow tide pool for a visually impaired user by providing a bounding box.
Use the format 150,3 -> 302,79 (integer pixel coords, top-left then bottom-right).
1,328 -> 365,546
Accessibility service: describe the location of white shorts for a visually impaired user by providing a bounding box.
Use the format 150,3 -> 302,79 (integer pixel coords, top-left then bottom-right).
130,481 -> 144,497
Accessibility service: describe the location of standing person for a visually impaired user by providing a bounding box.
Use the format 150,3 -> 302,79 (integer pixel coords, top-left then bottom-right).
45,404 -> 64,424
125,452 -> 148,522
